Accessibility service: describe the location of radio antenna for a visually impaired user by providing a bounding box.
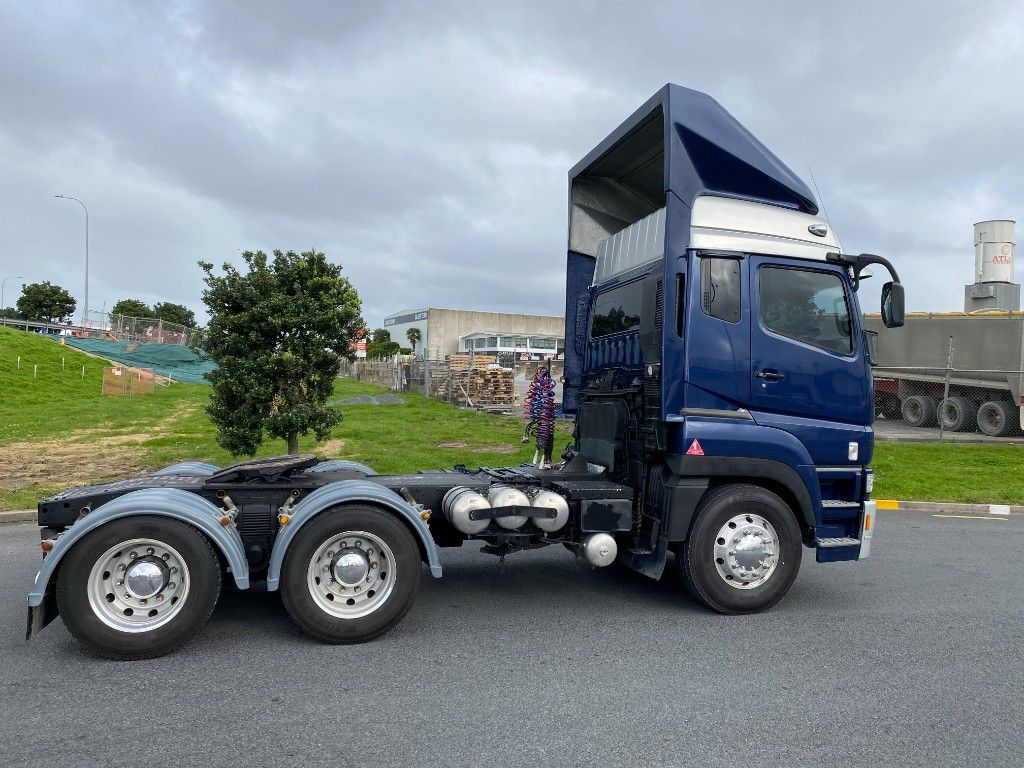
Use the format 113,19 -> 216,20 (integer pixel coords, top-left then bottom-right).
808,166 -> 835,243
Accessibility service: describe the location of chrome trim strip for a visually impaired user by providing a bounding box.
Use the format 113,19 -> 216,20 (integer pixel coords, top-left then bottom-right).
678,407 -> 754,420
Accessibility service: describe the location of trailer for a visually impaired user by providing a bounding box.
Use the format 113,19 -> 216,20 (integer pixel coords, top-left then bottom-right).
26,84 -> 904,658
865,312 -> 1024,435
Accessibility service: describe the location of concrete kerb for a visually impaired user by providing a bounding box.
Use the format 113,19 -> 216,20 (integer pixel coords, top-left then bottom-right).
875,500 -> 1019,516
0,510 -> 36,524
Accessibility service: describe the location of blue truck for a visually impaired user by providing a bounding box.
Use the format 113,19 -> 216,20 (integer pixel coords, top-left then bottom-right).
26,84 -> 904,658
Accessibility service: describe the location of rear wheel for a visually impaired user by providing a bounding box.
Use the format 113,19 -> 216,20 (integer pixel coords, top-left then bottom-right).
901,395 -> 938,427
939,396 -> 978,432
280,505 -> 421,643
678,484 -> 802,614
977,400 -> 1018,437
56,516 -> 221,659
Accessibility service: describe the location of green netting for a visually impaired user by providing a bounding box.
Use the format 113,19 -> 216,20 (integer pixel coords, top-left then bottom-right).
64,339 -> 216,384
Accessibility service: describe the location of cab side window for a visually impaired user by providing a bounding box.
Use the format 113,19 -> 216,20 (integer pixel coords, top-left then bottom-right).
759,266 -> 852,355
700,257 -> 740,323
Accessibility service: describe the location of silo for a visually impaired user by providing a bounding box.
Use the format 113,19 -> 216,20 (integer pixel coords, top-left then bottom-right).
965,219 -> 1018,312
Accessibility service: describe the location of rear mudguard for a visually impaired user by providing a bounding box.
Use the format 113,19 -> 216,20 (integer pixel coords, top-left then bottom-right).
304,460 -> 377,475
265,479 -> 442,591
151,461 -> 221,477
26,488 -> 249,637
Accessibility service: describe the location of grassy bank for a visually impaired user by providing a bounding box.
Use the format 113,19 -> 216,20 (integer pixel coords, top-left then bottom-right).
4,325 -> 1024,510
0,327 -> 567,509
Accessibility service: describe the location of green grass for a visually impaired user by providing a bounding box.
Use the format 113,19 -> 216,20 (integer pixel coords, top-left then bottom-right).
872,441 -> 1024,504
4,324 -> 1024,509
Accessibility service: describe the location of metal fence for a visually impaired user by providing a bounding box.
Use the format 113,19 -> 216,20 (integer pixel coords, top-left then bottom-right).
0,312 -> 200,347
348,354 -> 565,413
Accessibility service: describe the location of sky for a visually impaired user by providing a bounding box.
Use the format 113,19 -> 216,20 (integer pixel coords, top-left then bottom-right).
1,0 -> 1022,328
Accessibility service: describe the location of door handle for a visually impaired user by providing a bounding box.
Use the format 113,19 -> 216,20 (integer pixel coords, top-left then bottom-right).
754,369 -> 785,381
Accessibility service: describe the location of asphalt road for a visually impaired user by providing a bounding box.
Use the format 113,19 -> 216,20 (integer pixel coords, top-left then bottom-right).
2,513 -> 1022,768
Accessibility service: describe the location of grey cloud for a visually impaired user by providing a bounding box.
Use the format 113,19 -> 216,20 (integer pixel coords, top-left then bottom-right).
0,0 -> 1021,327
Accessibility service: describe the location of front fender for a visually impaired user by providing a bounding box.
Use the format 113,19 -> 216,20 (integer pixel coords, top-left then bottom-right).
27,488 -> 250,610
266,479 -> 442,591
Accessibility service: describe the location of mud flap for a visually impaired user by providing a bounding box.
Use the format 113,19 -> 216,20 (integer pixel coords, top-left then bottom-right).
26,582 -> 58,640
619,536 -> 669,580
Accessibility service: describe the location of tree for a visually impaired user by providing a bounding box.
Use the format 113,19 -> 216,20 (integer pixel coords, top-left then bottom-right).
111,298 -> 152,318
0,307 -> 22,320
16,281 -> 76,323
200,249 -> 364,456
406,326 -> 421,354
365,328 -> 400,359
153,301 -> 197,328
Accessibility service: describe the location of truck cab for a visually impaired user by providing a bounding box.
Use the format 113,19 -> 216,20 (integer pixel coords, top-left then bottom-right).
564,85 -> 904,592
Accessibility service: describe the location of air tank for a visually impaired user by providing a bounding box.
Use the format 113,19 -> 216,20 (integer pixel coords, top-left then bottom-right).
581,533 -> 617,567
974,219 -> 1015,284
529,489 -> 569,532
486,485 -> 530,529
442,487 -> 491,535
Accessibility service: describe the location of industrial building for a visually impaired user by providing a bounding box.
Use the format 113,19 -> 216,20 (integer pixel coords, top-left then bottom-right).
382,307 -> 564,361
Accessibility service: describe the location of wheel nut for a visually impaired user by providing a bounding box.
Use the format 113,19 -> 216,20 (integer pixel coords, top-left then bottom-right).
116,580 -> 124,586
327,551 -> 335,558
354,586 -> 361,593
170,566 -> 178,574
129,552 -> 137,559
118,564 -> 126,571
168,582 -> 176,590
141,599 -> 148,605
156,595 -> 164,601
370,562 -> 378,569
162,553 -> 170,560
146,548 -> 155,555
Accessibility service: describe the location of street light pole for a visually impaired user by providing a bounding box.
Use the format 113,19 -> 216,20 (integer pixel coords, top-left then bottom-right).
54,195 -> 89,330
1,274 -> 23,319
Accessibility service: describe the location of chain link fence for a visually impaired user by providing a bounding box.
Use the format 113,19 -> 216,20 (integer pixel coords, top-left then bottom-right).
873,331 -> 1024,441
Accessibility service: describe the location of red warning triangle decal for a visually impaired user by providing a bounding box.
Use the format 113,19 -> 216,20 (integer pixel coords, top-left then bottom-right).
686,439 -> 704,456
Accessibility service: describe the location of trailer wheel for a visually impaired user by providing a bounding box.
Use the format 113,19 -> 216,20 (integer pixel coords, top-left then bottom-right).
939,396 -> 978,432
677,484 -> 802,614
977,400 -> 1018,437
901,395 -> 938,427
280,505 -> 421,644
55,516 -> 221,659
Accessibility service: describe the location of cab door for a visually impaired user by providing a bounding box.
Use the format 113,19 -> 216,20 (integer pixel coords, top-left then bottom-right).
747,256 -> 872,463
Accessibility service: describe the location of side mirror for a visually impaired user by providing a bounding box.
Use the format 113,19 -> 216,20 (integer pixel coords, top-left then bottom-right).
881,281 -> 905,328
863,329 -> 879,366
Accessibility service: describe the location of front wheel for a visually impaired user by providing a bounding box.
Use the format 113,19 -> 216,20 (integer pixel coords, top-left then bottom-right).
280,505 -> 422,643
677,484 -> 802,614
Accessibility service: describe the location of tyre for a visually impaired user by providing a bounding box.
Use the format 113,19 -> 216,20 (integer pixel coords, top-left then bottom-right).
55,516 -> 222,659
977,400 -> 1018,437
280,505 -> 421,644
901,395 -> 938,427
939,396 -> 978,432
677,484 -> 802,614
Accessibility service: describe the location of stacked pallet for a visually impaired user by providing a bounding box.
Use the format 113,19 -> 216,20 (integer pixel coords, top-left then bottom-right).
433,355 -> 517,409
470,367 -> 517,406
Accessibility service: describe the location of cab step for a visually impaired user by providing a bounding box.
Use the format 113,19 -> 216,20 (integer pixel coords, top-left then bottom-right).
816,536 -> 860,548
820,500 -> 861,509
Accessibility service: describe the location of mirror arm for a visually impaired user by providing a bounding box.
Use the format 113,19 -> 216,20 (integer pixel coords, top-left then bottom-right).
826,251 -> 902,285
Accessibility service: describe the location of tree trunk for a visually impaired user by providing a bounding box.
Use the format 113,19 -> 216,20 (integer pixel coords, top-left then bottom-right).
287,432 -> 299,455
